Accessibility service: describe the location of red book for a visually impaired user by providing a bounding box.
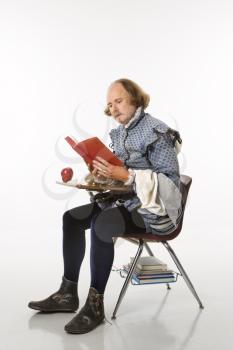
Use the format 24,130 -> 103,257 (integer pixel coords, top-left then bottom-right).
65,136 -> 123,167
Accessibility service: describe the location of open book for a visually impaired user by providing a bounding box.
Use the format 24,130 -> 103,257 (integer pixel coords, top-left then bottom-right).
65,136 -> 123,167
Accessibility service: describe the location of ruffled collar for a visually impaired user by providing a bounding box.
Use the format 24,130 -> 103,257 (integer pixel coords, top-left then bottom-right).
124,106 -> 144,129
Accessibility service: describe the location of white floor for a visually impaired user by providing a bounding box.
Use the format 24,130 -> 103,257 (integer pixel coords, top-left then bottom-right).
1,223 -> 233,350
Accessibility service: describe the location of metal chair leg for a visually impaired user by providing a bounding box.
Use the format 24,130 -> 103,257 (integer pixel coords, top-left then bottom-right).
162,241 -> 204,309
144,242 -> 154,256
111,239 -> 144,319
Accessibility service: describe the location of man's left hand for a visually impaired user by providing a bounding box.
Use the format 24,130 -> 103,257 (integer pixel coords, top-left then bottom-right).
92,156 -> 129,181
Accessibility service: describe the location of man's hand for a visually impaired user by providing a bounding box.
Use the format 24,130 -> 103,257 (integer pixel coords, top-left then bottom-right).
92,156 -> 129,181
91,167 -> 107,182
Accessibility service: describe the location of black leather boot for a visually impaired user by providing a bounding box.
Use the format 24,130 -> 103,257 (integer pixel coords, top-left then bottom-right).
28,276 -> 79,312
64,287 -> 105,334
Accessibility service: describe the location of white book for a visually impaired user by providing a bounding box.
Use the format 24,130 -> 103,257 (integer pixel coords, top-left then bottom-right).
130,256 -> 167,271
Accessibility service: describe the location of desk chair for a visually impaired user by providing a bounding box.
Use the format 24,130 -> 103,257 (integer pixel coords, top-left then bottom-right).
112,174 -> 204,319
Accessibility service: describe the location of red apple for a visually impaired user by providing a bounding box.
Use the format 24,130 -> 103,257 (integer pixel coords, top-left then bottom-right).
61,167 -> 73,183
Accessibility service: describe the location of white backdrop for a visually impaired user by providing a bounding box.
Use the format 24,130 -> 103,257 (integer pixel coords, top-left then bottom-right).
0,0 -> 233,349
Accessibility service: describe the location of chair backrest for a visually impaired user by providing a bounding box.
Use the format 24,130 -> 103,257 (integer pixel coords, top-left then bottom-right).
180,174 -> 192,211
124,174 -> 192,242
152,174 -> 192,241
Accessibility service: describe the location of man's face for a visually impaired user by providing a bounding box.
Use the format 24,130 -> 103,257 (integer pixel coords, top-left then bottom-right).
106,83 -> 137,125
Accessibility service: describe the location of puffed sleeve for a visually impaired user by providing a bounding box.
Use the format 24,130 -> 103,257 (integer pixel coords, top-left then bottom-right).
145,126 -> 183,225
146,126 -> 181,188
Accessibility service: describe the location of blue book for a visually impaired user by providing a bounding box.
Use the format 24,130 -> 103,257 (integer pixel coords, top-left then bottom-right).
132,275 -> 176,285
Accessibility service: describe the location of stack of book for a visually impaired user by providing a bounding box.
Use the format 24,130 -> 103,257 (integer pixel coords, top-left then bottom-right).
122,256 -> 176,285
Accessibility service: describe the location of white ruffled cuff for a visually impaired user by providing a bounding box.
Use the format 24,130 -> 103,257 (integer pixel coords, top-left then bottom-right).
124,168 -> 135,186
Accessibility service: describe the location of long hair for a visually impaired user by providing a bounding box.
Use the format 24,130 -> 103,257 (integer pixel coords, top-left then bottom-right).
104,78 -> 150,116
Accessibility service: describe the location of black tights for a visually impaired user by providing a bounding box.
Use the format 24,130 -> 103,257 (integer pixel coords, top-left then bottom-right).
62,202 -> 147,294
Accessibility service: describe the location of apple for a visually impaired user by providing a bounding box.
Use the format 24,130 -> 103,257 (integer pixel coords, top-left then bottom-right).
61,167 -> 73,183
